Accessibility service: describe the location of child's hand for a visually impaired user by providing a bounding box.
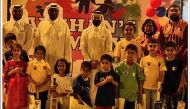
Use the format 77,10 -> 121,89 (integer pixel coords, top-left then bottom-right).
51,85 -> 57,90
14,67 -> 23,73
106,76 -> 113,82
91,60 -> 100,69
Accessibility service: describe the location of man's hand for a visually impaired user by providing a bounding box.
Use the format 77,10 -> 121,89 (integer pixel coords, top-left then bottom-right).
91,60 -> 100,69
115,99 -> 119,109
137,94 -> 143,105
78,99 -> 84,105
52,92 -> 58,97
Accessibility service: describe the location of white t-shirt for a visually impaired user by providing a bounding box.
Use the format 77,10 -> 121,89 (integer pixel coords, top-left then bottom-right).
140,55 -> 166,90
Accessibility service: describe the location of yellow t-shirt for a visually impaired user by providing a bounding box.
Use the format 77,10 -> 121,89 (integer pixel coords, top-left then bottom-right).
114,39 -> 143,62
140,55 -> 166,90
27,59 -> 52,93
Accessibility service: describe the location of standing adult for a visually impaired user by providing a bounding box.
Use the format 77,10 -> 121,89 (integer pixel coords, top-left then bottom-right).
3,5 -> 33,53
159,4 -> 188,59
35,3 -> 71,69
135,19 -> 159,56
80,10 -> 112,106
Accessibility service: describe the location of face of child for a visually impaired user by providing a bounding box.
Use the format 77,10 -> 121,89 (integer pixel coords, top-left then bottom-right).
144,23 -> 155,35
165,47 -> 176,59
81,67 -> 91,78
35,49 -> 44,61
125,49 -> 136,63
101,59 -> 112,72
12,47 -> 21,59
123,25 -> 134,39
57,61 -> 66,74
148,43 -> 159,54
6,40 -> 16,49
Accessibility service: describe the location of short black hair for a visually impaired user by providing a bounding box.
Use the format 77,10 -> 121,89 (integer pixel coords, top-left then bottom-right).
164,41 -> 176,50
4,33 -> 17,42
54,58 -> 70,75
34,45 -> 46,57
81,61 -> 92,70
100,54 -> 113,63
166,4 -> 181,17
141,19 -> 158,34
148,38 -> 159,44
122,22 -> 137,33
125,44 -> 138,53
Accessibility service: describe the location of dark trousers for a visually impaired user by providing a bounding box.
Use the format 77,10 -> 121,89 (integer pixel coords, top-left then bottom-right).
124,100 -> 135,109
31,90 -> 48,109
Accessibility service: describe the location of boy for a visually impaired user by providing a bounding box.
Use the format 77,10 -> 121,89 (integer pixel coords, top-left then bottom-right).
162,41 -> 183,109
73,61 -> 92,107
3,33 -> 29,64
115,44 -> 145,109
140,39 -> 166,109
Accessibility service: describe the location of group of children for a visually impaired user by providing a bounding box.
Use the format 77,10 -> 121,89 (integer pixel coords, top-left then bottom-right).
3,34 -> 185,109
2,21 -> 186,109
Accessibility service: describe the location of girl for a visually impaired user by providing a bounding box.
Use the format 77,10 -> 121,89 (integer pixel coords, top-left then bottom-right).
4,43 -> 28,109
27,45 -> 52,109
51,58 -> 73,109
94,54 -> 119,109
115,22 -> 143,63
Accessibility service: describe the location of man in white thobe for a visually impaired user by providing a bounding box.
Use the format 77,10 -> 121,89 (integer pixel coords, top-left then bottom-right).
3,5 -> 33,53
80,10 -> 113,106
35,3 -> 72,69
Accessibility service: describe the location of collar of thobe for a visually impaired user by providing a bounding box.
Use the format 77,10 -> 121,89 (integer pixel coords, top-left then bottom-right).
48,18 -> 59,24
13,20 -> 22,27
92,25 -> 101,31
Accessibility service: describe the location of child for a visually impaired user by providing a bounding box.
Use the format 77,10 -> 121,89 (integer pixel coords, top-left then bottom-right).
94,54 -> 119,109
50,58 -> 73,109
4,43 -> 28,109
115,44 -> 145,109
27,45 -> 52,109
140,39 -> 166,109
3,33 -> 29,64
162,41 -> 183,109
115,22 -> 143,63
73,61 -> 93,107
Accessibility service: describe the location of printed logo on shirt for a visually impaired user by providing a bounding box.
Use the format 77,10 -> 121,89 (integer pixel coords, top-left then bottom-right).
34,66 -> 37,70
100,77 -> 105,82
43,66 -> 46,70
158,63 -> 161,67
121,46 -> 125,49
147,62 -> 151,66
124,70 -> 128,77
172,66 -> 177,71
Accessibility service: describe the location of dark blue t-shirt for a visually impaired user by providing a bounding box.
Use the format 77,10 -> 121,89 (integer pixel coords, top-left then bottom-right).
94,70 -> 119,106
73,75 -> 92,107
162,58 -> 183,94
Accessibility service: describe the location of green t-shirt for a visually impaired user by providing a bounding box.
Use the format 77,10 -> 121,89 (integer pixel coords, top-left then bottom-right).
115,61 -> 145,101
